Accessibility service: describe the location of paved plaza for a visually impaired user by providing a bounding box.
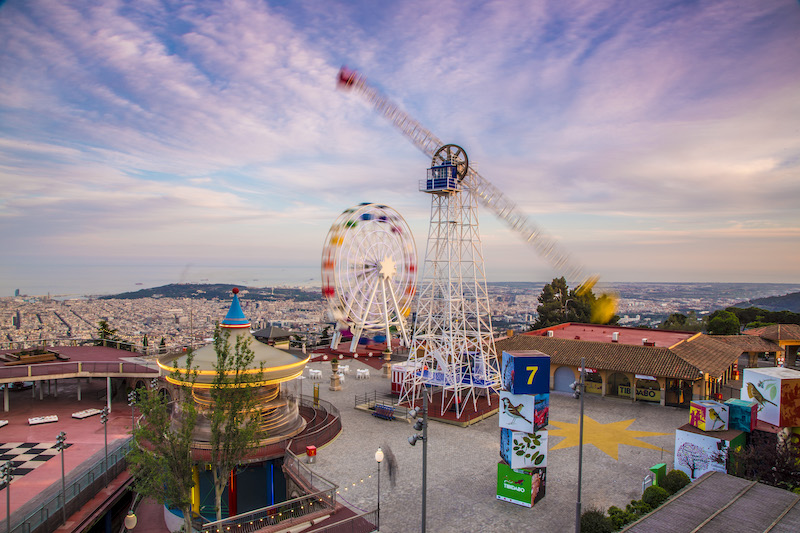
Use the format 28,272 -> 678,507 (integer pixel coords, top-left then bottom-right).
303,357 -> 688,533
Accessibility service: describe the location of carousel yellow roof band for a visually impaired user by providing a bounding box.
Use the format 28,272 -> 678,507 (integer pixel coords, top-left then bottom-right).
165,369 -> 304,389
157,355 -> 310,376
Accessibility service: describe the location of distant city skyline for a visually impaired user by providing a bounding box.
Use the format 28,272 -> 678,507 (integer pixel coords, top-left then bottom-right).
2,1 -> 799,289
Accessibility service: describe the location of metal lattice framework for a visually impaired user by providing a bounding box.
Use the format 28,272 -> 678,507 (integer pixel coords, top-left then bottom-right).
399,159 -> 501,417
337,66 -> 607,417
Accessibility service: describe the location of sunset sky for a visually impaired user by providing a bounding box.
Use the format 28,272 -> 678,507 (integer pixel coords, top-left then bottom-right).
1,0 -> 799,295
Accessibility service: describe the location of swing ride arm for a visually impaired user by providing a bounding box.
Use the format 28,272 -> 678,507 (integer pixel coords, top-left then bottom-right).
337,66 -> 606,303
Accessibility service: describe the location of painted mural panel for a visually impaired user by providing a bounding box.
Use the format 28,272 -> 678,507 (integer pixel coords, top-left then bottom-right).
674,426 -> 745,481
689,400 -> 729,431
500,428 -> 548,469
741,367 -> 800,427
499,390 -> 549,432
725,398 -> 758,433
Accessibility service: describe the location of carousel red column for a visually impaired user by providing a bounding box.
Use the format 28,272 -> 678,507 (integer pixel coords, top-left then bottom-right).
228,470 -> 238,516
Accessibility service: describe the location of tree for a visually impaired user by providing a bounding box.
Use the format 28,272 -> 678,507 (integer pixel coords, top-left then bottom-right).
128,354 -> 198,533
660,311 -> 703,332
208,327 -> 265,521
722,432 -> 800,492
159,337 -> 167,354
97,319 -> 118,340
677,442 -> 710,479
531,277 -> 617,330
707,310 -> 740,335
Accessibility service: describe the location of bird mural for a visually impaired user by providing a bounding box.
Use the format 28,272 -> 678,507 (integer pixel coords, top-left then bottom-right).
502,397 -> 532,425
708,407 -> 726,429
747,382 -> 776,410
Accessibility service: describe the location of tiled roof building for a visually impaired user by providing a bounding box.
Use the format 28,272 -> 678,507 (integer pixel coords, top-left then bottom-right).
496,324 -> 747,407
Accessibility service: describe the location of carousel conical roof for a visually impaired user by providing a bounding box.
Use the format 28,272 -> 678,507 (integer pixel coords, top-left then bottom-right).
159,288 -> 309,387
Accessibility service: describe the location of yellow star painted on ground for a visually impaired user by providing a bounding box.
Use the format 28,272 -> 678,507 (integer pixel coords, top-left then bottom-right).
549,417 -> 669,460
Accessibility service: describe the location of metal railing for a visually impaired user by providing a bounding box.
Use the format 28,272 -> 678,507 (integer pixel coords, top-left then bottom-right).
354,391 -> 411,418
201,448 -> 338,533
0,338 -> 196,356
9,438 -> 132,533
0,360 -> 158,380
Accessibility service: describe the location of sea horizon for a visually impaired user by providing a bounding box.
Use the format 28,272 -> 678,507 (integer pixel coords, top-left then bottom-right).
4,263 -> 800,300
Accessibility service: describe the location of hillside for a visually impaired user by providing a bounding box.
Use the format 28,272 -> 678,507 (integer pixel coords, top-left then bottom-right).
735,291 -> 800,313
100,283 -> 320,302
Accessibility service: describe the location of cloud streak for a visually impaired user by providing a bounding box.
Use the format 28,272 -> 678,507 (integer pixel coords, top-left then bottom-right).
0,0 -> 799,293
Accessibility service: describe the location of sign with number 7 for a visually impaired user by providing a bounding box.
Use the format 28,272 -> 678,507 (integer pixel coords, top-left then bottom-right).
502,351 -> 550,395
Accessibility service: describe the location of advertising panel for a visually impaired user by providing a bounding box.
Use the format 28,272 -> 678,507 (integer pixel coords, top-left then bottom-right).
496,462 -> 546,507
499,391 -> 549,432
617,386 -> 661,402
501,351 -> 550,395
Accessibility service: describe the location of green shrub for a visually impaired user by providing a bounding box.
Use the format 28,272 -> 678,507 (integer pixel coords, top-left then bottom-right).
580,508 -> 613,533
607,506 -> 634,530
660,469 -> 690,495
625,499 -> 651,516
641,485 -> 670,508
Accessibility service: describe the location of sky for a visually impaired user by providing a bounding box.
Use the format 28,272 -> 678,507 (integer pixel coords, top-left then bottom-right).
1,0 -> 799,295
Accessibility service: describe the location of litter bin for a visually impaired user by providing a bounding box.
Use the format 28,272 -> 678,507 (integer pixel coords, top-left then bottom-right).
306,445 -> 317,464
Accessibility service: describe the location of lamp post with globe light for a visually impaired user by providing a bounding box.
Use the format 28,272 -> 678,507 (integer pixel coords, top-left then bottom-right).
375,448 -> 384,530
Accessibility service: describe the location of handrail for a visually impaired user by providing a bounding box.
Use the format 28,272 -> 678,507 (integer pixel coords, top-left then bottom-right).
9,438 -> 132,533
0,338 -> 198,357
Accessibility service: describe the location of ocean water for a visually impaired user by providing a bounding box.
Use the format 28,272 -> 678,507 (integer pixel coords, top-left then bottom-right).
3,264 -> 321,297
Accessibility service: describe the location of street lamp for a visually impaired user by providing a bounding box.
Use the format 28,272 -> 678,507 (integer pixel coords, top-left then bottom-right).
55,431 -> 67,523
1,461 -> 13,533
408,390 -> 428,533
375,447 -> 384,530
101,407 -> 109,485
124,509 -> 138,530
574,357 -> 586,533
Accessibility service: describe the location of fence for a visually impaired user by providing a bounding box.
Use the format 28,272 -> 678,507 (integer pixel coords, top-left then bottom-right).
0,360 -> 158,381
201,447 -> 338,533
9,438 -> 132,533
0,338 -> 194,357
354,391 -> 411,418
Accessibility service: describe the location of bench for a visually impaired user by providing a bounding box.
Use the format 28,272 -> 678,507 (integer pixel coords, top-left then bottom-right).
29,415 -> 58,425
72,408 -> 103,419
372,404 -> 395,421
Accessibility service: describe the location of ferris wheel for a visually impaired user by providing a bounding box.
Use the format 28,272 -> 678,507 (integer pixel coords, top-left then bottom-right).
322,203 -> 417,353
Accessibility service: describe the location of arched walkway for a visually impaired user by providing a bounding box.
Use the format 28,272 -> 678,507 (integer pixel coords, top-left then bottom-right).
607,372 -> 630,398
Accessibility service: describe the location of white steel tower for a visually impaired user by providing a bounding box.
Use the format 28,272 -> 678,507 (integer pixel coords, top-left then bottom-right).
400,146 -> 500,418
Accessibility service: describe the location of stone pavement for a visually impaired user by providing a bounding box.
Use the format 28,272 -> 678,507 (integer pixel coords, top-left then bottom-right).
301,358 -> 688,533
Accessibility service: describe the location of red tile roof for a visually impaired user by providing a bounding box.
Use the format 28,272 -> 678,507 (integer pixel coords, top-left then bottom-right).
526,322 -> 694,347
708,335 -> 781,353
668,334 -> 743,378
743,324 -> 800,342
495,335 -> 701,381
